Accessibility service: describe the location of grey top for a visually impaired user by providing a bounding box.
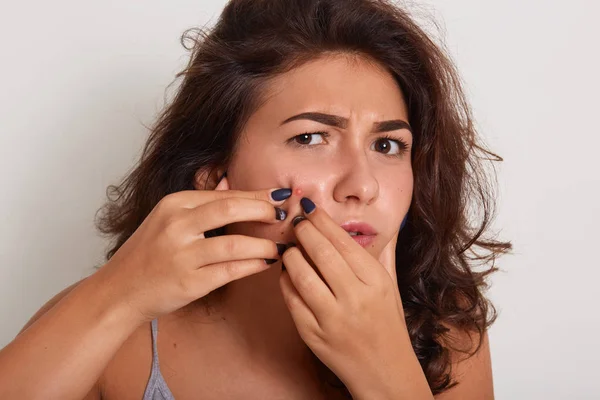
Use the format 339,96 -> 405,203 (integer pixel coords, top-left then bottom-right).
142,319 -> 176,400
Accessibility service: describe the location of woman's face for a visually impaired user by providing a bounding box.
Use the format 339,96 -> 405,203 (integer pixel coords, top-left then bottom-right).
219,54 -> 413,267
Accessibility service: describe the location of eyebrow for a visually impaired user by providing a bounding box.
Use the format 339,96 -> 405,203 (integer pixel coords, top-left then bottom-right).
280,112 -> 413,134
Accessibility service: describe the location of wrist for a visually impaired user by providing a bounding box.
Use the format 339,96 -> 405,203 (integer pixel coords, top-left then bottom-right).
84,265 -> 149,330
348,347 -> 433,400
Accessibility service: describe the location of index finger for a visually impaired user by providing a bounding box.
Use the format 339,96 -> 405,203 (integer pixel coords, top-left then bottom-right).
163,186 -> 293,210
296,198 -> 376,284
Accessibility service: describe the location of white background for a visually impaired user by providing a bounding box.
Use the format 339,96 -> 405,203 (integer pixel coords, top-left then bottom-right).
1,1 -> 598,398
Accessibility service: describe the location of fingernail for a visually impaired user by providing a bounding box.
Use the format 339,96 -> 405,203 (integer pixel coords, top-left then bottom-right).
300,197 -> 316,214
275,207 -> 287,221
271,188 -> 292,201
276,242 -> 287,256
265,258 -> 278,265
292,215 -> 306,227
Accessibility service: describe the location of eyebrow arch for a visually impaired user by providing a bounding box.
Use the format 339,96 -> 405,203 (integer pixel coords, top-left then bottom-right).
280,112 -> 413,134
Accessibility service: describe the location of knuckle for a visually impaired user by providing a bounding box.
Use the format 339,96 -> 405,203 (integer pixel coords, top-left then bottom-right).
161,218 -> 180,242
296,273 -> 318,293
254,190 -> 268,202
313,243 -> 335,260
219,197 -> 239,218
157,193 -> 177,211
221,235 -> 240,255
219,260 -> 240,280
335,237 -> 354,255
309,327 -> 328,346
177,273 -> 194,297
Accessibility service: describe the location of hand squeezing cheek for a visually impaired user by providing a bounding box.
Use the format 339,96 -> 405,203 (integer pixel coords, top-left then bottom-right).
221,178 -> 306,246
277,197 -> 412,398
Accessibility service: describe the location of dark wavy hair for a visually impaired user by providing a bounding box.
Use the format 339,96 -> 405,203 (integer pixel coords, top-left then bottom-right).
95,0 -> 512,396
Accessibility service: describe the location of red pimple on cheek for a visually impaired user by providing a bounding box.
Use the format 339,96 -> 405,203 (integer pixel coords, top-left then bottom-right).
294,187 -> 303,196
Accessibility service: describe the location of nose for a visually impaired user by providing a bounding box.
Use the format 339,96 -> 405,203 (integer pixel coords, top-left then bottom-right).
332,150 -> 379,206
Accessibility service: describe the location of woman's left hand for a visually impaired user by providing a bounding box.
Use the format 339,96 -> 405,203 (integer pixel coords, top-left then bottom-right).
279,197 -> 429,399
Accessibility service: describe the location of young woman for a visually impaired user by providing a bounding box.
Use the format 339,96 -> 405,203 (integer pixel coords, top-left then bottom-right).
0,0 -> 511,398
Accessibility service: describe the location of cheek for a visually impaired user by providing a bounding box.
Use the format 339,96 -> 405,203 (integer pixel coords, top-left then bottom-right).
377,171 -> 413,238
226,150 -> 278,191
222,156 -> 308,242
223,177 -> 317,243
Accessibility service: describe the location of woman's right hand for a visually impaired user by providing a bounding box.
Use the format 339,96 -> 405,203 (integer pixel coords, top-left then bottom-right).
98,176 -> 291,323
0,177 -> 292,400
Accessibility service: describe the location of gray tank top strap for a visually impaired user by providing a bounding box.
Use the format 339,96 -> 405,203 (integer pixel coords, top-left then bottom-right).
142,319 -> 176,400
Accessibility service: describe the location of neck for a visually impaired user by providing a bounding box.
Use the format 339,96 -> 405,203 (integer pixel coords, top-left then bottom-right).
182,262 -> 316,371
221,262 -> 304,355
177,261 -> 350,398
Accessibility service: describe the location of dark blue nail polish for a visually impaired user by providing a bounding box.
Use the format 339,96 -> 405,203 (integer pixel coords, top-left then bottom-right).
265,258 -> 278,264
300,197 -> 316,214
276,242 -> 287,256
292,215 -> 306,227
271,188 -> 292,201
275,207 -> 287,221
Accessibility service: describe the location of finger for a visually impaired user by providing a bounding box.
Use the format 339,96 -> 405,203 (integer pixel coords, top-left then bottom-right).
185,235 -> 283,266
186,197 -> 288,234
159,186 -> 293,210
377,231 -> 399,281
377,232 -> 403,310
192,258 -> 277,297
297,198 -> 375,284
291,216 -> 358,298
279,268 -> 321,334
290,242 -> 328,286
281,246 -> 336,319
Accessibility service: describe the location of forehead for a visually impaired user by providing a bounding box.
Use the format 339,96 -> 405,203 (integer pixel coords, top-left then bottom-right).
250,54 -> 409,128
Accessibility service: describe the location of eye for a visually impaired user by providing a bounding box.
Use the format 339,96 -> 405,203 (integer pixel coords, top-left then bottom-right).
370,136 -> 409,156
290,131 -> 329,146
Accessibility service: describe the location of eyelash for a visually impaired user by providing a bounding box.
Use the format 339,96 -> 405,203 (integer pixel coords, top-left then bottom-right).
287,131 -> 410,157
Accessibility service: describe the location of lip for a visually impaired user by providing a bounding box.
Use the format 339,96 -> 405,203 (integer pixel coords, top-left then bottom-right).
349,234 -> 375,247
340,221 -> 377,236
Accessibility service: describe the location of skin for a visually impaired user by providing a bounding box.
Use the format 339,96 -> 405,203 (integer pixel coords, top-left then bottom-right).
2,53 -> 494,399
193,53 -> 419,397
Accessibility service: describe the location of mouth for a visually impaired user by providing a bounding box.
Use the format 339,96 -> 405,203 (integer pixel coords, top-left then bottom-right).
340,221 -> 377,247
340,221 -> 377,236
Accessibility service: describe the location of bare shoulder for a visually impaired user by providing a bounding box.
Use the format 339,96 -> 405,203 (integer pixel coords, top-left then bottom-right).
434,327 -> 494,400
